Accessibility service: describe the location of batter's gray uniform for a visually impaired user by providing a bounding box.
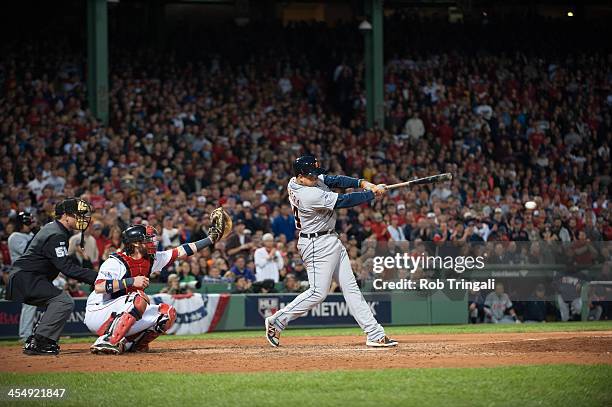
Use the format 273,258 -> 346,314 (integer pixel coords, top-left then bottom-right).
267,175 -> 386,341
8,231 -> 37,341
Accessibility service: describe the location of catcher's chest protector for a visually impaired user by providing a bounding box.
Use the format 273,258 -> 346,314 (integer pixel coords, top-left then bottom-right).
109,252 -> 153,298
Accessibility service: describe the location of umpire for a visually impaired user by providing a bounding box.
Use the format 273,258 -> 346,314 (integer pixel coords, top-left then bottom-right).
5,198 -> 98,355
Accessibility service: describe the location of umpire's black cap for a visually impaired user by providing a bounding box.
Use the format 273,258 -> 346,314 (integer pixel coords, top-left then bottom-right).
293,155 -> 327,177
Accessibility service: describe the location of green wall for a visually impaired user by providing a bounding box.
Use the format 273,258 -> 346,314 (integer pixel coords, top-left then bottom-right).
213,291 -> 467,331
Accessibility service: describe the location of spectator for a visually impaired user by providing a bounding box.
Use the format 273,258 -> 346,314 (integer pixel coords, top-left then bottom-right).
387,215 -> 406,241
106,227 -> 123,253
65,278 -> 87,298
215,258 -> 231,278
161,216 -> 180,249
569,231 -> 598,266
225,220 -> 254,261
404,112 -> 425,142
254,233 -> 284,282
27,169 -> 46,199
370,213 -> 390,241
160,274 -> 188,295
272,204 -> 296,242
231,275 -> 253,294
178,260 -> 196,283
203,266 -> 232,283
229,255 -> 256,282
283,273 -> 305,293
288,258 -> 308,281
90,222 -> 109,264
68,229 -> 99,269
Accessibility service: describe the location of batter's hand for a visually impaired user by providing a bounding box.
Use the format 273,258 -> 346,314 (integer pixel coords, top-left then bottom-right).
133,276 -> 149,290
360,180 -> 376,190
372,184 -> 387,197
361,181 -> 386,196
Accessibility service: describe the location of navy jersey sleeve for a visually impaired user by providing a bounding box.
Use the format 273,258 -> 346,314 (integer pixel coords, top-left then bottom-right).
323,175 -> 361,189
335,191 -> 375,208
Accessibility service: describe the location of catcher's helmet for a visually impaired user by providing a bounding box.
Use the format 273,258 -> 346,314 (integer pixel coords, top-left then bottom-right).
122,224 -> 158,255
293,155 -> 326,177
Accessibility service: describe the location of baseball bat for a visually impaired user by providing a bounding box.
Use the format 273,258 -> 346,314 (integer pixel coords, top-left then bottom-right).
384,173 -> 453,191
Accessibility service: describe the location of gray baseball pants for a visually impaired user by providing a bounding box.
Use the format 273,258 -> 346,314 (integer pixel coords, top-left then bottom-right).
268,234 -> 385,341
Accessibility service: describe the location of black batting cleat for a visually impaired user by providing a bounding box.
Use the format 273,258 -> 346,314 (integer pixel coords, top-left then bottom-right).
366,336 -> 398,348
23,334 -> 60,356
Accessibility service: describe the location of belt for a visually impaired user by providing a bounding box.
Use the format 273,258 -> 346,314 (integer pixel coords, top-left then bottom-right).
299,230 -> 334,239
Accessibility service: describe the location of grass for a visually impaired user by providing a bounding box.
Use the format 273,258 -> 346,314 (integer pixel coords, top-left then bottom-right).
0,365 -> 611,407
1,323 -> 610,406
1,320 -> 610,346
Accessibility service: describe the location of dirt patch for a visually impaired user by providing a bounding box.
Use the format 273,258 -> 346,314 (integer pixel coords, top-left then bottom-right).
2,331 -> 611,373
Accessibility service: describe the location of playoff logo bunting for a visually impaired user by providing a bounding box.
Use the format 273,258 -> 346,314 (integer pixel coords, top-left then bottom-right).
151,293 -> 230,334
258,297 -> 280,319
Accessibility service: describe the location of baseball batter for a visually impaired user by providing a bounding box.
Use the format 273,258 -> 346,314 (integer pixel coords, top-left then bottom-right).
85,209 -> 232,354
265,155 -> 398,347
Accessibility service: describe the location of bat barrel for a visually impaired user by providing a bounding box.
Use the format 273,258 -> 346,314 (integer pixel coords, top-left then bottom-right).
385,172 -> 453,190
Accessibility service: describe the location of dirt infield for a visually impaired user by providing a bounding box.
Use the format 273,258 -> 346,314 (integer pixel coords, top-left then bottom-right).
3,331 -> 611,373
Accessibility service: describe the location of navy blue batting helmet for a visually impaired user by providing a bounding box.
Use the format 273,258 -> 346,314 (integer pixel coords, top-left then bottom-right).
293,155 -> 327,177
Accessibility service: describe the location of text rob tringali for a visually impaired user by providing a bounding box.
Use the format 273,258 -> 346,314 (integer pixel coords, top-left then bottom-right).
373,278 -> 496,291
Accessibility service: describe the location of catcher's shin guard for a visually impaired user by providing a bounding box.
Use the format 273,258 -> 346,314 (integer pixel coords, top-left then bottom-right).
128,303 -> 176,352
105,293 -> 148,345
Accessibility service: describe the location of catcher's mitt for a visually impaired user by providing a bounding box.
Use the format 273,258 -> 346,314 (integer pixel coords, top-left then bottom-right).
208,207 -> 233,243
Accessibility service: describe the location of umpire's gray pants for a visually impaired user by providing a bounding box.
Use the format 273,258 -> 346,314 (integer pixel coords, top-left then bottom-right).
33,292 -> 75,342
269,234 -> 385,341
19,304 -> 38,341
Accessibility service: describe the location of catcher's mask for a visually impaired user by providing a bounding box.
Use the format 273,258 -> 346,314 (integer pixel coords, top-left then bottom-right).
55,198 -> 92,231
122,224 -> 158,255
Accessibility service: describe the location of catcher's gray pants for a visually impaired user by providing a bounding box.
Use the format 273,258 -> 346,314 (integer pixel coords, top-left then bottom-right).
19,304 -> 38,341
33,292 -> 75,341
268,233 -> 385,341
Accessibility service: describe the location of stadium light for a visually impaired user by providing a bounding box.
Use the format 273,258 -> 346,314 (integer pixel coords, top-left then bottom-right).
567,11 -> 574,17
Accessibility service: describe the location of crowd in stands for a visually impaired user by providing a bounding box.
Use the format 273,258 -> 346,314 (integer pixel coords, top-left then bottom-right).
0,14 -> 610,319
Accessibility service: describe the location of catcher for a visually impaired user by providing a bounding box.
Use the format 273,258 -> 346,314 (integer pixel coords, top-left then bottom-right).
84,208 -> 232,354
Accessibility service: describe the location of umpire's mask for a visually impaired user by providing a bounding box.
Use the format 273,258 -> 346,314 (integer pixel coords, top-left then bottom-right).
55,198 -> 93,231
